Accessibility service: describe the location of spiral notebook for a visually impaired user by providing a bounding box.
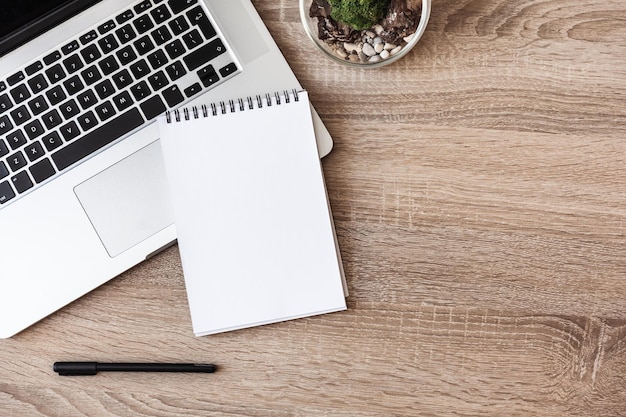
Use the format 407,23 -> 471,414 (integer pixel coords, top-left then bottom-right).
157,90 -> 347,336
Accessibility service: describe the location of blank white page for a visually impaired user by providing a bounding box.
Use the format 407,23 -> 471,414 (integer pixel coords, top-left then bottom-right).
158,91 -> 346,336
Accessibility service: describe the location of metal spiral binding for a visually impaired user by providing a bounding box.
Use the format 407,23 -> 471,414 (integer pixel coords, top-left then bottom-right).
165,89 -> 301,123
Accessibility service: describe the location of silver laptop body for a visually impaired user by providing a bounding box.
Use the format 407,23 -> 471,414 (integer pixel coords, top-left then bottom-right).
0,0 -> 333,338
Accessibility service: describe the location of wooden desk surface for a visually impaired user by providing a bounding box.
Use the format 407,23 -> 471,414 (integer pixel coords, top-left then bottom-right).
2,1 -> 625,415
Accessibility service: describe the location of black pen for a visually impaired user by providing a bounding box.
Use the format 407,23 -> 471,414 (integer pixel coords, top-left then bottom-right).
53,362 -> 217,376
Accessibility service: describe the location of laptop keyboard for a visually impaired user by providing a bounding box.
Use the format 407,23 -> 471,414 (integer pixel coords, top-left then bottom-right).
0,0 -> 240,207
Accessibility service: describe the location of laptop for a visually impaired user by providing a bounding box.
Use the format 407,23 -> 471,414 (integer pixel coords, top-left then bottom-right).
0,0 -> 334,338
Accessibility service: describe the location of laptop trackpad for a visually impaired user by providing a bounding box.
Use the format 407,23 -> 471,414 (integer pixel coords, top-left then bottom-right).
74,140 -> 174,257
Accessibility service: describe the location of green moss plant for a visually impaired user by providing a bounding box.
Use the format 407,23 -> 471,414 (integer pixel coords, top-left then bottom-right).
328,0 -> 392,30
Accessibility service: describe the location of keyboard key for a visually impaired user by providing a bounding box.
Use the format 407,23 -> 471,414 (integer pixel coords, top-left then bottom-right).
24,141 -> 45,162
0,180 -> 15,204
6,130 -> 27,149
25,61 -> 43,76
0,115 -> 13,135
151,6 -> 171,24
63,54 -> 84,75
0,161 -> 7,178
169,16 -> 190,36
134,0 -> 153,14
81,44 -> 102,64
130,81 -> 151,101
43,50 -> 62,65
116,9 -> 134,24
62,40 -> 80,55
165,60 -> 186,81
11,171 -> 33,193
42,131 -> 63,151
10,105 -> 31,125
147,50 -> 168,69
151,25 -> 172,46
117,45 -> 137,65
0,93 -> 13,111
80,30 -> 99,45
116,24 -> 137,44
59,121 -> 81,141
169,0 -> 198,14
64,75 -> 85,95
98,34 -> 119,54
28,96 -> 49,116
60,99 -> 81,119
182,29 -> 203,50
130,59 -> 150,79
52,108 -> 144,171
112,69 -> 133,89
219,62 -> 238,78
99,55 -> 120,75
183,38 -> 226,71
147,70 -> 168,91
7,151 -> 27,171
95,100 -> 116,121
42,109 -> 63,129
112,91 -> 133,111
187,6 -> 216,40
140,95 -> 166,120
77,89 -> 98,110
28,74 -> 49,93
0,81 -> 5,92
183,82 -> 201,98
6,130 -> 27,150
10,84 -> 31,104
94,79 -> 115,99
45,64 -> 67,84
24,119 -> 45,139
133,14 -> 154,34
46,86 -> 67,105
165,39 -> 185,59
7,71 -> 25,86
30,158 -> 56,183
77,110 -> 99,131
0,140 -> 7,157
196,64 -> 219,80
162,85 -> 184,107
134,35 -> 155,55
98,19 -> 116,34
197,64 -> 218,87
81,65 -> 102,86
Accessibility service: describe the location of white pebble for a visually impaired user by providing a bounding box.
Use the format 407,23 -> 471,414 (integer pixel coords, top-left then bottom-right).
343,42 -> 358,53
362,42 -> 377,56
373,36 -> 383,45
390,45 -> 402,55
365,30 -> 376,38
380,49 -> 390,60
335,48 -> 347,58
368,55 -> 382,63
374,25 -> 384,34
403,33 -> 415,43
384,43 -> 397,50
374,42 -> 384,53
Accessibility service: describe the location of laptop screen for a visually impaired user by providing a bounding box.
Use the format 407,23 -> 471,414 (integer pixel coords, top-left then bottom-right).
0,0 -> 100,56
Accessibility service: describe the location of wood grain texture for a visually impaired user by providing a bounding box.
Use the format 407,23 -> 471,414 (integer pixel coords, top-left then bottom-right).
1,0 -> 625,415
